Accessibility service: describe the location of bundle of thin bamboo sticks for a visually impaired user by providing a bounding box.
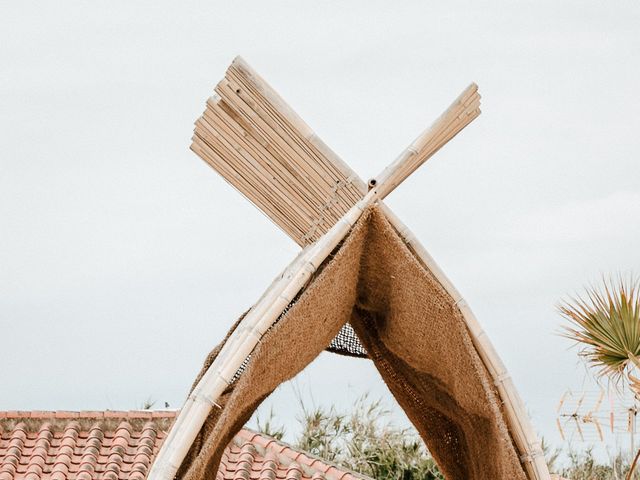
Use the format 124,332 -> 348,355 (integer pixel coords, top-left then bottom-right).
192,57 -> 363,246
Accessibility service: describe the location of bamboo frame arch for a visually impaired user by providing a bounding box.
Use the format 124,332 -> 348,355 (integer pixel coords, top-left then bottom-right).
148,57 -> 550,480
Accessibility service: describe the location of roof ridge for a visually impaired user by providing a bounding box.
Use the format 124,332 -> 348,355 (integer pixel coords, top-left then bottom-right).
0,409 -> 179,419
237,428 -> 373,480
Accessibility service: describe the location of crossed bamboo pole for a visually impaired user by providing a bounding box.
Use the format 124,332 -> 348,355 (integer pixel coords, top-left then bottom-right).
148,83 -> 481,480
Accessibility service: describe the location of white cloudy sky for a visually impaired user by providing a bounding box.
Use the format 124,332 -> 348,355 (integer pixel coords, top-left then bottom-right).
1,0 -> 639,459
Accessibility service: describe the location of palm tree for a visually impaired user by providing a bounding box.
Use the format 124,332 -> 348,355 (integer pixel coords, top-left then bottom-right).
560,276 -> 640,479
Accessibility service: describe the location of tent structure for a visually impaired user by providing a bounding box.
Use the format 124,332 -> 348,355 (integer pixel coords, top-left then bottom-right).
148,57 -> 551,480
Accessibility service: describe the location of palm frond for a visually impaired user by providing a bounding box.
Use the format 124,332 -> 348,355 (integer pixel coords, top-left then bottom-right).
559,276 -> 640,388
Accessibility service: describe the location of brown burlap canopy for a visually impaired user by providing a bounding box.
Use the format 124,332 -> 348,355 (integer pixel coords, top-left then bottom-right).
178,206 -> 527,480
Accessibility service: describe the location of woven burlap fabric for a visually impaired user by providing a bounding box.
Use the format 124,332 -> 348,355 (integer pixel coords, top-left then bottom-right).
179,206 -> 527,480
348,210 -> 526,479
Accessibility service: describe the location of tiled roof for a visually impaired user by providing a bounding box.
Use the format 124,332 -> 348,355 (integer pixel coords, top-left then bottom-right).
222,430 -> 368,480
0,411 -> 371,480
0,411 -> 174,480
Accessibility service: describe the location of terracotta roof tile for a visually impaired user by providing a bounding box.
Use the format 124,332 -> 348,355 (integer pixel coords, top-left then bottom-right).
0,411 -> 372,480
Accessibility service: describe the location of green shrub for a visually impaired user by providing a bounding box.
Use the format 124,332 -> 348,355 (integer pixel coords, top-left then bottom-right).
256,395 -> 634,479
559,449 -> 630,480
258,394 -> 442,480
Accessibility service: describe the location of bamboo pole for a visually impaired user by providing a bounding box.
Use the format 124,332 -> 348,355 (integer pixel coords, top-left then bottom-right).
215,78 -> 356,234
373,83 -> 480,199
191,134 -> 307,241
205,94 -> 329,218
225,60 -> 364,222
196,96 -> 336,239
147,85 -> 476,480
196,59 -> 481,247
215,79 -> 343,209
193,62 -> 364,246
223,61 -> 361,207
201,100 -> 322,230
218,77 -> 344,194
228,57 -> 361,197
149,195 -> 371,480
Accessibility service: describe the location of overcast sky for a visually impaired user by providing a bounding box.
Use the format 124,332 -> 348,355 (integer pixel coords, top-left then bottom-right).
2,0 -> 640,459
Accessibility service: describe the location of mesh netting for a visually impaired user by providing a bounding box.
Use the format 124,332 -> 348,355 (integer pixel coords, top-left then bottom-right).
230,355 -> 251,384
327,323 -> 368,357
231,320 -> 367,385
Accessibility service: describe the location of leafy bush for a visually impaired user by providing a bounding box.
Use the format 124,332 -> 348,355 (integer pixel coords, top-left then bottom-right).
559,449 -> 630,480
258,394 -> 442,480
256,395 -> 635,479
